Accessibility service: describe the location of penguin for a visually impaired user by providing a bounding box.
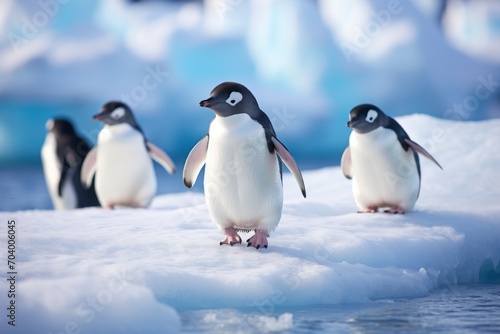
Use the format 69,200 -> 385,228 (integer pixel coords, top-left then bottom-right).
341,104 -> 442,214
81,101 -> 176,209
41,118 -> 100,210
183,82 -> 306,249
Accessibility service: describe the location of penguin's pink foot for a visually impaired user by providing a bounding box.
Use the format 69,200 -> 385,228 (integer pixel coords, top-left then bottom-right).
384,208 -> 406,214
247,230 -> 268,249
220,227 -> 242,246
358,207 -> 377,213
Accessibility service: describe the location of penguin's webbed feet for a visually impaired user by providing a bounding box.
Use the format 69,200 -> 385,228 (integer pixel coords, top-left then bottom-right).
247,230 -> 269,249
220,227 -> 242,246
357,206 -> 406,214
384,208 -> 406,214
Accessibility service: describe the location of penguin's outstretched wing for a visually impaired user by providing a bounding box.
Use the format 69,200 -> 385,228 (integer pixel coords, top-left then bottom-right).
341,147 -> 352,179
81,147 -> 97,189
386,117 -> 442,170
403,138 -> 443,170
147,141 -> 176,174
183,135 -> 209,188
271,136 -> 306,198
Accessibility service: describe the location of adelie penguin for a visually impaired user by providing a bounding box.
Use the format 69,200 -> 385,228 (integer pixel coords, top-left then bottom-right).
183,82 -> 306,249
341,104 -> 442,214
41,118 -> 100,210
81,101 -> 176,209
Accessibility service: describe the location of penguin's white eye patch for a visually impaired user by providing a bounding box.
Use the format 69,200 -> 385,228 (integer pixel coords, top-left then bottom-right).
366,109 -> 378,123
111,107 -> 126,120
226,92 -> 243,106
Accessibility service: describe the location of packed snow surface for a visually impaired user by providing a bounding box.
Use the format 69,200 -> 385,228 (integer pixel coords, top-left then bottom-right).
0,115 -> 499,333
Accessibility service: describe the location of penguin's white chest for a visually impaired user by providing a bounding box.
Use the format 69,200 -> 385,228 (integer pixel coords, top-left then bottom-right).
349,127 -> 420,210
41,134 -> 77,210
95,124 -> 156,207
205,114 -> 283,231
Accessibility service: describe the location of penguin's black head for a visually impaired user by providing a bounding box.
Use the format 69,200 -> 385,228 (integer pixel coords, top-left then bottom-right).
93,101 -> 140,129
199,82 -> 260,118
46,118 -> 76,139
347,104 -> 387,134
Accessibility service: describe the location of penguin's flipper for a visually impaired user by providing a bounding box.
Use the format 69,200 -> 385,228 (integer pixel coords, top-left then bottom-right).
271,136 -> 306,198
147,141 -> 176,174
81,147 -> 97,189
58,146 -> 81,196
183,135 -> 209,188
404,138 -> 443,170
57,164 -> 69,197
341,147 -> 352,179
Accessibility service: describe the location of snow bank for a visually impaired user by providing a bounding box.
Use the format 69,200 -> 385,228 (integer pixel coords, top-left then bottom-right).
0,115 -> 499,333
12,277 -> 180,334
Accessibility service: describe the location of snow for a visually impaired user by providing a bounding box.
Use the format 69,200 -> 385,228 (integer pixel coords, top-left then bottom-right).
14,277 -> 180,334
1,115 -> 499,333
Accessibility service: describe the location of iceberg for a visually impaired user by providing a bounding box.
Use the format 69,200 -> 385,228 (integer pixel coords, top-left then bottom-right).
0,0 -> 499,165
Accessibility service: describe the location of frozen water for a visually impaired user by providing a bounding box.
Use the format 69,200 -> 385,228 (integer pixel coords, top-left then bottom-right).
0,115 -> 499,333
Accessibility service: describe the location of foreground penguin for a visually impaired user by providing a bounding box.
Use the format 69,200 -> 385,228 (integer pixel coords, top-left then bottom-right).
41,118 -> 100,210
341,104 -> 442,213
183,82 -> 306,249
81,101 -> 176,209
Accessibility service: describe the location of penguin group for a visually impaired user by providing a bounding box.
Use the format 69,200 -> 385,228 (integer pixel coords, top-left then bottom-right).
41,81 -> 442,249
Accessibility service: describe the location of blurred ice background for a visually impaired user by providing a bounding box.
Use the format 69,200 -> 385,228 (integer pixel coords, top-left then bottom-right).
0,0 -> 499,189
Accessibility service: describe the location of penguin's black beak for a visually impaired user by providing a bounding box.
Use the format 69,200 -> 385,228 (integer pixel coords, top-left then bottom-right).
199,98 -> 213,108
347,120 -> 355,128
347,119 -> 361,128
93,112 -> 106,121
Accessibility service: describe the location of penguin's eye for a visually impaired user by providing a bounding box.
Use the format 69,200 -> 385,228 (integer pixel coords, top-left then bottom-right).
226,92 -> 243,106
111,107 -> 126,120
366,110 -> 378,123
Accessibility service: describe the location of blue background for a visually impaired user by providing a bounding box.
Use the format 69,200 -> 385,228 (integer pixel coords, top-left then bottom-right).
0,0 -> 499,166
